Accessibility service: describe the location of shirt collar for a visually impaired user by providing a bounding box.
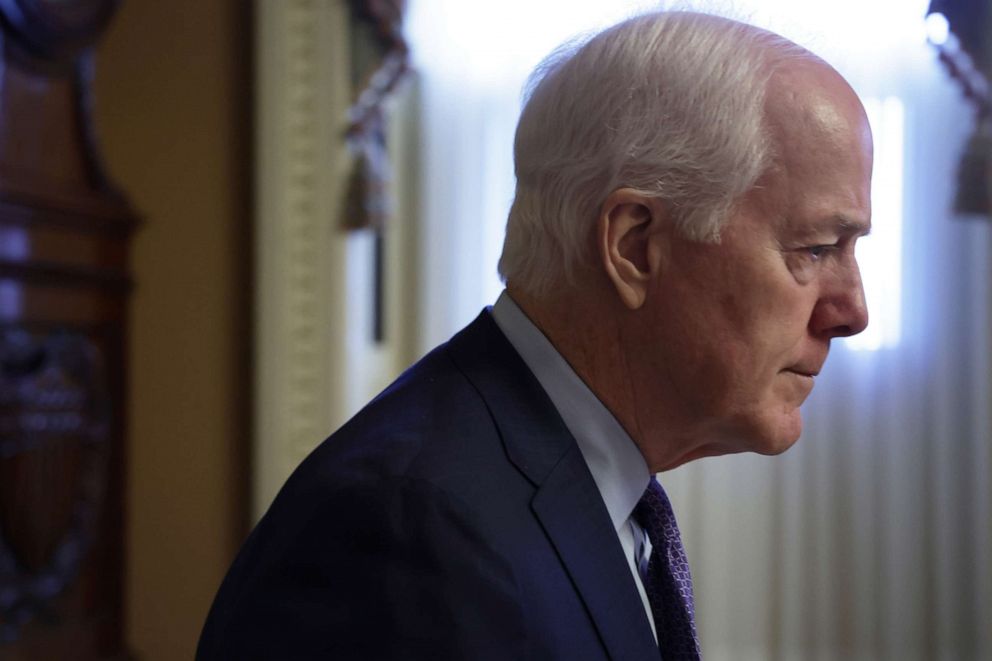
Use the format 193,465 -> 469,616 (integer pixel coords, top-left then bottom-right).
490,290 -> 651,532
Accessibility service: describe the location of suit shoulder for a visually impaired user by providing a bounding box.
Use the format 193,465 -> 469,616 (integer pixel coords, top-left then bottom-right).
197,477 -> 527,660
302,341 -> 500,479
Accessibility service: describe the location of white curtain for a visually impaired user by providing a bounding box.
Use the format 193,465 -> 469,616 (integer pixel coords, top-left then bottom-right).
406,1 -> 992,659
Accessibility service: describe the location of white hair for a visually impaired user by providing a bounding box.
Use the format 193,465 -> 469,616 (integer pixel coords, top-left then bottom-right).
498,11 -> 815,296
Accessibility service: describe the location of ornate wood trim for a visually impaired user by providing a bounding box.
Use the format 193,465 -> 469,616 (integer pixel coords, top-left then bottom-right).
252,0 -> 353,517
0,0 -> 135,655
253,0 -> 423,519
0,329 -> 111,644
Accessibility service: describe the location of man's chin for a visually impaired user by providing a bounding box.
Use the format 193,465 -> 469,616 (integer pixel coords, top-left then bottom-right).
671,420 -> 801,467
662,409 -> 804,469
757,412 -> 804,455
731,409 -> 804,456
754,433 -> 801,456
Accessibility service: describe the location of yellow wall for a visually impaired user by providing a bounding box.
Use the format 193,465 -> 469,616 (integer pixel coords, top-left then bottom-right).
94,2 -> 250,658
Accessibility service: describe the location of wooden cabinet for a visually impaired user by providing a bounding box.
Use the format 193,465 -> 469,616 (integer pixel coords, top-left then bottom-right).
0,1 -> 135,658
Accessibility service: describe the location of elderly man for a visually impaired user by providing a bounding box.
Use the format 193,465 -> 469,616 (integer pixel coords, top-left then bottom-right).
198,10 -> 870,661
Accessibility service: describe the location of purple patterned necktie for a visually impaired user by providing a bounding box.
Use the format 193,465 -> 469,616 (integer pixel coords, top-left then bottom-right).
633,477 -> 701,660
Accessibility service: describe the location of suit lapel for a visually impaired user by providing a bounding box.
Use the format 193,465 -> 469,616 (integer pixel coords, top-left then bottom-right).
448,311 -> 659,660
532,445 -> 661,660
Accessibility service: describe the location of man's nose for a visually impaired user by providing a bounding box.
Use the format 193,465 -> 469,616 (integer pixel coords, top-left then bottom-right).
809,260 -> 869,338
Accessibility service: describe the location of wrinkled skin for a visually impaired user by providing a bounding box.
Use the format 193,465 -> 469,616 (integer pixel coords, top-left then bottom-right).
621,60 -> 873,470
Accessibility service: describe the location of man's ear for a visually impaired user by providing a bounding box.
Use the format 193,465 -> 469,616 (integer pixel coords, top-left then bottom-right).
597,188 -> 668,309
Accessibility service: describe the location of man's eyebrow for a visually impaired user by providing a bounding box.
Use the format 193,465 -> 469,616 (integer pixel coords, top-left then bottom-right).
828,214 -> 872,237
790,215 -> 872,239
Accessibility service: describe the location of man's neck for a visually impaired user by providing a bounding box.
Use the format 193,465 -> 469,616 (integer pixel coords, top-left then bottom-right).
505,282 -> 725,473
506,283 -> 650,455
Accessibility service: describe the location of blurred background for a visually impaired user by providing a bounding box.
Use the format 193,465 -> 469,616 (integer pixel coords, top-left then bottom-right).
1,0 -> 989,659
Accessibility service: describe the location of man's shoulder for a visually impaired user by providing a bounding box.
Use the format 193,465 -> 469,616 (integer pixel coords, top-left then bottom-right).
198,438 -> 529,661
275,310 -> 533,509
197,312 -> 625,660
313,315 -> 507,470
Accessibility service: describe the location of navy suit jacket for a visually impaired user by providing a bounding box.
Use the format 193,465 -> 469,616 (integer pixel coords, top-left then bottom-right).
197,310 -> 660,660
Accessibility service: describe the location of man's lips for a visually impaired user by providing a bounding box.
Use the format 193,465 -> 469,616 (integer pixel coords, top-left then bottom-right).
784,355 -> 825,379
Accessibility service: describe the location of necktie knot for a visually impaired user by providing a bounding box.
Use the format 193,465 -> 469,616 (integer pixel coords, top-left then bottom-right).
633,477 -> 701,659
633,478 -> 676,548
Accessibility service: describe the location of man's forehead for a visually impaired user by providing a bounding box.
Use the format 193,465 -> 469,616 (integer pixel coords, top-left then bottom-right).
765,61 -> 869,158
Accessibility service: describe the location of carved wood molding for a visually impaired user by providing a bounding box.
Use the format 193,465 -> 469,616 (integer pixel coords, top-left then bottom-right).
0,328 -> 110,644
0,0 -> 134,654
253,0 -> 352,517
253,0 -> 423,518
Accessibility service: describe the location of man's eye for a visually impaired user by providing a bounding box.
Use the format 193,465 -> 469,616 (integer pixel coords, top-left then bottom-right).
807,245 -> 833,260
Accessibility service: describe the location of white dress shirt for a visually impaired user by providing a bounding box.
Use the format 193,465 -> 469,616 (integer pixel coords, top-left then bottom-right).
491,291 -> 658,641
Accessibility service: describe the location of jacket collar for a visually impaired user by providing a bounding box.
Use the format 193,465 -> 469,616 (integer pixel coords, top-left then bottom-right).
447,310 -> 659,660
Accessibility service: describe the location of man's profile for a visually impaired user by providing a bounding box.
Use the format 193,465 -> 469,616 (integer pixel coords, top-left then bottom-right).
198,10 -> 870,660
